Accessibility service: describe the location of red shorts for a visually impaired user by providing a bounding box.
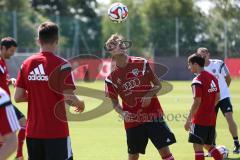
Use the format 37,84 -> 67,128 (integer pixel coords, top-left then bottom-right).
0,105 -> 20,136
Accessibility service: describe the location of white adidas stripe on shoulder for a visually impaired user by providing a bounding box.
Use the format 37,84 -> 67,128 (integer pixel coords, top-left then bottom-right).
61,63 -> 71,71
105,77 -> 118,88
192,77 -> 202,85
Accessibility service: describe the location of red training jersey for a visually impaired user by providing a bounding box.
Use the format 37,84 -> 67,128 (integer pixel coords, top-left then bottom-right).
105,56 -> 163,129
0,58 -> 10,95
16,51 -> 75,138
191,70 -> 219,126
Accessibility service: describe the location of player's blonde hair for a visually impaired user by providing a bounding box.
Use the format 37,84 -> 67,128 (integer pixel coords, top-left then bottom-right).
105,33 -> 124,50
197,47 -> 209,54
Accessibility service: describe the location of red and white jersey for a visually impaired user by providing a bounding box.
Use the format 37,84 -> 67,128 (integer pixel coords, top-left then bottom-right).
105,56 -> 163,129
191,70 -> 220,126
0,87 -> 20,135
0,58 -> 10,95
204,59 -> 230,100
16,51 -> 75,138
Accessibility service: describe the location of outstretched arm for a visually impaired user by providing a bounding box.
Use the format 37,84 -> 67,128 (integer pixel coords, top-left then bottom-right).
63,89 -> 85,112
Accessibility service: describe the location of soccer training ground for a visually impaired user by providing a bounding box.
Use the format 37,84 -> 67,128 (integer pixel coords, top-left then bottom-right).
10,80 -> 240,160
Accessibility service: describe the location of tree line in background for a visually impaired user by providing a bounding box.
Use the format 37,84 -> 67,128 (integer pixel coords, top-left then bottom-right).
0,0 -> 239,58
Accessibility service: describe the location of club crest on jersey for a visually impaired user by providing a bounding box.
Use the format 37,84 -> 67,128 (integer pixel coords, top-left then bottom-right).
117,78 -> 122,84
132,68 -> 139,77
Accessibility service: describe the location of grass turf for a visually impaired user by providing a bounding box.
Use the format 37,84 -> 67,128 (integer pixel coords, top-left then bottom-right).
10,80 -> 240,160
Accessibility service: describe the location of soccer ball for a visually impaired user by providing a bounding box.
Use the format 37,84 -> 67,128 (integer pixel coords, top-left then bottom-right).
216,145 -> 229,159
108,2 -> 128,23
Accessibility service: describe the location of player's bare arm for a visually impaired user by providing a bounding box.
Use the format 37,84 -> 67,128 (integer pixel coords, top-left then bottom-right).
110,98 -> 125,117
185,97 -> 201,131
141,73 -> 161,108
14,87 -> 28,102
0,132 -> 18,160
63,89 -> 85,113
225,74 -> 231,87
215,92 -> 220,106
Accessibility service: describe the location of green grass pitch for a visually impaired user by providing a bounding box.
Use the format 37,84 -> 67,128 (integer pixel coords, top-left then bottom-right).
10,80 -> 240,160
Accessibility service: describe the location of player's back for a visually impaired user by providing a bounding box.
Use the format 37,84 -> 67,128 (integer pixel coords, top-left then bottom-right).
192,71 -> 219,126
17,51 -> 72,138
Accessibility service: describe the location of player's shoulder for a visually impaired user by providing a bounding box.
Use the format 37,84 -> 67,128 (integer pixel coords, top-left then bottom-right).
105,74 -> 118,88
106,67 -> 118,82
54,55 -> 68,63
192,75 -> 202,85
210,59 -> 224,65
21,53 -> 41,65
200,70 -> 217,82
51,55 -> 72,72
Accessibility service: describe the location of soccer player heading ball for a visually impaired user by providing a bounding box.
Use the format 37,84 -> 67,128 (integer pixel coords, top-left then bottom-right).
105,33 -> 176,160
185,53 -> 223,160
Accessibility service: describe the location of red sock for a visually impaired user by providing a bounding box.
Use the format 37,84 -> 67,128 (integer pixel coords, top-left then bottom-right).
162,154 -> 174,160
209,147 -> 223,160
195,151 -> 204,160
16,128 -> 26,158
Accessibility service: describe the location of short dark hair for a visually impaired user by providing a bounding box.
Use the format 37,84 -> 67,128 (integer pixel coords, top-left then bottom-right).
188,53 -> 205,67
0,37 -> 17,50
38,21 -> 58,44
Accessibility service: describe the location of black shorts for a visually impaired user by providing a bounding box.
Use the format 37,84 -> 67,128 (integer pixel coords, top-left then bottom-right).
13,105 -> 25,120
188,124 -> 216,145
126,117 -> 176,154
26,137 -> 73,160
216,97 -> 233,114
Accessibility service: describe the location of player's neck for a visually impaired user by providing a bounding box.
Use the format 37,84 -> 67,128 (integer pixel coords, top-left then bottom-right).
40,45 -> 57,53
114,54 -> 128,68
196,68 -> 204,74
205,59 -> 210,66
0,52 -> 5,60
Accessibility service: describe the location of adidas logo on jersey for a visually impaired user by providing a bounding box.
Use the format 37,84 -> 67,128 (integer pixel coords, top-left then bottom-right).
208,80 -> 217,93
28,64 -> 48,81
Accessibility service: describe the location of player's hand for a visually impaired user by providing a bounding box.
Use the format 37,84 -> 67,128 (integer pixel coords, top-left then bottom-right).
184,121 -> 191,131
141,96 -> 152,108
74,100 -> 85,113
9,78 -> 16,86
